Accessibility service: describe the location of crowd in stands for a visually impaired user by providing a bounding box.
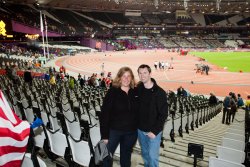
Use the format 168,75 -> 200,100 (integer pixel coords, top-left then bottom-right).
0,43 -> 41,58
187,37 -> 210,48
108,36 -> 242,50
158,38 -> 179,48
204,40 -> 225,48
44,66 -> 113,90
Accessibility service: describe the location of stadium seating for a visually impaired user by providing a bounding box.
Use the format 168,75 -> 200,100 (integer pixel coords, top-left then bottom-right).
21,153 -> 47,167
209,157 -> 245,167
0,66 -> 248,167
216,146 -> 245,164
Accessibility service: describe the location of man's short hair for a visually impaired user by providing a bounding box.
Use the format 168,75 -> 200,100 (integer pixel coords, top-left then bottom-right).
138,64 -> 151,73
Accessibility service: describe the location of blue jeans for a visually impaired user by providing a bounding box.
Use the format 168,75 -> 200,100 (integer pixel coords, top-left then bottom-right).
102,129 -> 137,167
138,129 -> 162,167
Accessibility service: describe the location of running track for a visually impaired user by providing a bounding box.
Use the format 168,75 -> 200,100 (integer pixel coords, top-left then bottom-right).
55,50 -> 250,97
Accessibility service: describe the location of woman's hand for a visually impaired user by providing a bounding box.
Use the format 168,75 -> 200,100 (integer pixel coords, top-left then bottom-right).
147,132 -> 156,139
103,139 -> 109,144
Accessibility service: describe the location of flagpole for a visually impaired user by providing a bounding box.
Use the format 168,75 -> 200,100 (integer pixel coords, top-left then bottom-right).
44,14 -> 49,60
40,11 -> 46,60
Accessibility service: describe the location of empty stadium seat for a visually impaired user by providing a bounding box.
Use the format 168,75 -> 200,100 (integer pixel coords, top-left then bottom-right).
46,130 -> 68,157
222,137 -> 245,151
21,153 -> 47,167
33,127 -> 46,148
209,157 -> 245,167
227,128 -> 245,136
224,132 -> 245,142
217,145 -> 245,164
68,136 -> 91,166
89,126 -> 101,147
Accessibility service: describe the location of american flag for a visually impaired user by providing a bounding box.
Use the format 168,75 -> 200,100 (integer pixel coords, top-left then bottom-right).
0,90 -> 30,167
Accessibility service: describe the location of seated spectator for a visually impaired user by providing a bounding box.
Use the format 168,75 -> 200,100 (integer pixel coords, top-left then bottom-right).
177,86 -> 185,96
49,74 -> 56,85
79,77 -> 85,87
100,78 -> 106,88
65,73 -> 69,79
44,72 -> 50,81
209,93 -> 217,106
237,94 -> 244,108
56,73 -> 61,83
78,73 -> 81,81
24,67 -> 33,85
69,76 -> 75,89
60,72 -> 64,80
11,66 -> 19,84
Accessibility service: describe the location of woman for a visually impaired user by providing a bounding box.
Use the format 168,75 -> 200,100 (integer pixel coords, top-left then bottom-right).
49,74 -> 56,85
100,67 -> 138,167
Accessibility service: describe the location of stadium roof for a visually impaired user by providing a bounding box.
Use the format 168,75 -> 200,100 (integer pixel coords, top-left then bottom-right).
4,0 -> 250,13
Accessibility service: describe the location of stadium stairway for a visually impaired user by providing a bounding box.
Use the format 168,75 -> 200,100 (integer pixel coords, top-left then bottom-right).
126,111 -> 242,167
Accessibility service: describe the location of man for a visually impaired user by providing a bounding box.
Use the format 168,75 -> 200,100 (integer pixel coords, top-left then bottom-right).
177,86 -> 185,96
208,93 -> 217,106
237,94 -> 244,108
137,64 -> 168,167
222,92 -> 232,124
24,67 -> 33,85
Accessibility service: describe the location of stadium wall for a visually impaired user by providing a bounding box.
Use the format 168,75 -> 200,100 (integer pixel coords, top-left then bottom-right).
11,21 -> 64,37
80,38 -> 115,51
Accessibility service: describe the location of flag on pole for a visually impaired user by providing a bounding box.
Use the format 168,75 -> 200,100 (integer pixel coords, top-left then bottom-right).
40,11 -> 44,32
0,90 -> 30,167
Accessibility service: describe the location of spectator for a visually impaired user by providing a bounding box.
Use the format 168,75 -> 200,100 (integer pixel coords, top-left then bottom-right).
65,73 -> 69,79
137,64 -> 168,167
79,77 -> 85,87
44,72 -> 50,81
237,94 -> 244,108
209,93 -> 217,106
69,76 -> 75,90
222,92 -> 232,125
100,78 -> 106,88
49,74 -> 56,85
230,96 -> 237,123
78,73 -> 82,81
24,67 -> 33,85
245,95 -> 250,110
177,86 -> 185,96
100,67 -> 138,167
11,66 -> 19,84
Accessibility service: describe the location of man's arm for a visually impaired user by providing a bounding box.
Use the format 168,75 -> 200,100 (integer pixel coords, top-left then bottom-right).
151,90 -> 168,136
